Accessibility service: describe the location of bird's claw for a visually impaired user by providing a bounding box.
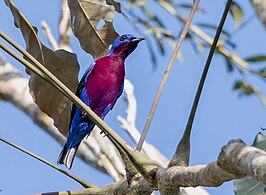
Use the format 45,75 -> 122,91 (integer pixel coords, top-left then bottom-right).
81,111 -> 87,119
100,130 -> 108,137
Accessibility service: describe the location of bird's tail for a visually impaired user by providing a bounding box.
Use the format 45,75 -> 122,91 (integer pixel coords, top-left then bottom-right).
57,144 -> 80,169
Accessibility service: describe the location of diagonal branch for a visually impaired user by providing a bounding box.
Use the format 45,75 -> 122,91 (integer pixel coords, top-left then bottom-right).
41,21 -> 59,50
136,0 -> 201,151
118,79 -> 209,194
59,0 -> 72,50
118,80 -> 168,165
0,137 -> 95,188
38,138 -> 266,194
168,0 -> 233,167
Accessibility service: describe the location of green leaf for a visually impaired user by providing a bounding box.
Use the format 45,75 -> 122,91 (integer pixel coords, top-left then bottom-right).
233,81 -> 257,96
176,3 -> 204,13
252,132 -> 266,149
196,22 -> 230,36
234,177 -> 266,195
229,1 -> 244,27
188,34 -> 207,53
142,7 -> 165,28
155,37 -> 165,55
224,58 -> 234,73
233,133 -> 266,195
257,68 -> 266,78
244,55 -> 266,63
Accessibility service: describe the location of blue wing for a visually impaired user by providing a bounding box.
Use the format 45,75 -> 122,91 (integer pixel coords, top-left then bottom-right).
69,62 -> 96,127
65,62 -> 96,149
118,81 -> 124,99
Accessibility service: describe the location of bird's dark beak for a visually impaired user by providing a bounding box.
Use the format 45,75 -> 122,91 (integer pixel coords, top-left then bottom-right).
132,37 -> 145,42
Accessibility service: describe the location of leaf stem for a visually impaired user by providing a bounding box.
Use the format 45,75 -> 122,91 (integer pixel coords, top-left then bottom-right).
136,0 -> 201,151
168,0 -> 233,167
0,136 -> 95,188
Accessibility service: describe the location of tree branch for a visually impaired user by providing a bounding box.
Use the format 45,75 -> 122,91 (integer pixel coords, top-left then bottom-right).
0,136 -> 95,188
3,50 -> 262,190
58,0 -> 72,51
41,21 -> 59,50
168,0 -> 233,167
158,162 -> 238,188
41,0 -> 71,52
218,139 -> 266,183
158,139 -> 266,189
117,79 -> 168,165
118,79 -> 209,194
38,139 -> 266,194
37,178 -> 154,195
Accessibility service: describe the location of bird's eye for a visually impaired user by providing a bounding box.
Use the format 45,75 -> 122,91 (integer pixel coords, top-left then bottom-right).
120,35 -> 127,41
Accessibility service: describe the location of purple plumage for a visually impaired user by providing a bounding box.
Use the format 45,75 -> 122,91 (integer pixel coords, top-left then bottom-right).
58,34 -> 144,169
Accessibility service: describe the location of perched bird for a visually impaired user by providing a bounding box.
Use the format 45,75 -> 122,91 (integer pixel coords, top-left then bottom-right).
58,34 -> 144,169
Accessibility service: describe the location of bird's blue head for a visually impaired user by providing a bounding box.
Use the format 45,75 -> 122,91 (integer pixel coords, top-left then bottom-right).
108,34 -> 144,58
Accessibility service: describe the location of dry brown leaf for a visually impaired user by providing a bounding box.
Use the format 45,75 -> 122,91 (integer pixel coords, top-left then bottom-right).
68,0 -> 119,59
4,0 -> 45,65
5,0 -> 79,136
28,47 -> 79,136
106,0 -> 121,13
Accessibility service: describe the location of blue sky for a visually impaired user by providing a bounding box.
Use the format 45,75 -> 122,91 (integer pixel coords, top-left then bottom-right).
1,0 -> 266,194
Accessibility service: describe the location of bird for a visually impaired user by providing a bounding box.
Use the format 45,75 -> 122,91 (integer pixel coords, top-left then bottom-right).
58,34 -> 144,169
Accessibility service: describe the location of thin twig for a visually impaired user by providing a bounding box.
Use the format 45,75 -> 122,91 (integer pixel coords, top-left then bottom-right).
0,137 -> 95,188
168,0 -> 233,167
118,80 -> 168,165
41,21 -> 59,50
221,14 -> 255,45
59,0 -> 72,51
136,0 -> 201,151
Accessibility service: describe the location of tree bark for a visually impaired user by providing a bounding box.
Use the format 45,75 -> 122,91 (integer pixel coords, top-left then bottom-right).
35,138 -> 266,194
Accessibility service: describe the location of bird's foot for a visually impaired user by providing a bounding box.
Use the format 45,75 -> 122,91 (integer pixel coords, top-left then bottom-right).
100,130 -> 108,137
81,111 -> 87,119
